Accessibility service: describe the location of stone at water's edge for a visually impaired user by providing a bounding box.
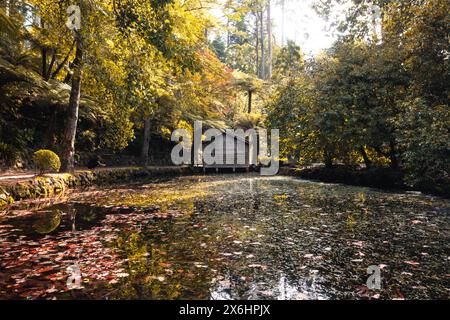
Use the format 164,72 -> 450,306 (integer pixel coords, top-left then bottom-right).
0,166 -> 192,206
0,186 -> 14,207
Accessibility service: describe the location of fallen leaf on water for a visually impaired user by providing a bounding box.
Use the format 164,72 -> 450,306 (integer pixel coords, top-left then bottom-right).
404,260 -> 420,266
46,287 -> 58,294
116,272 -> 129,278
393,289 -> 405,300
352,241 -> 364,248
248,264 -> 268,270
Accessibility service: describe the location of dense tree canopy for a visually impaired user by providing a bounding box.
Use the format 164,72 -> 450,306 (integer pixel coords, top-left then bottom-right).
266,0 -> 449,194
0,0 -> 448,195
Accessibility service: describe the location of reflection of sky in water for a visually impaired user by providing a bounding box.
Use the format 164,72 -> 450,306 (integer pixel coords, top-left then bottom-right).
210,273 -> 330,300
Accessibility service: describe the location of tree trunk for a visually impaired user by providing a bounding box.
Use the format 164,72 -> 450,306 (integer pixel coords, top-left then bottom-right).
248,90 -> 252,113
61,31 -> 83,172
359,146 -> 371,168
44,49 -> 56,81
255,13 -> 259,77
40,19 -> 47,78
324,150 -> 333,169
41,46 -> 47,78
226,17 -> 230,48
266,0 -> 272,79
51,40 -> 75,79
141,118 -> 151,166
371,6 -> 378,43
5,0 -> 10,15
259,11 -> 265,80
281,0 -> 285,46
389,139 -> 399,169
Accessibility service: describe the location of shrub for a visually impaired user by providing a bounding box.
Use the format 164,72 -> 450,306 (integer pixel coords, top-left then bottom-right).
33,149 -> 61,174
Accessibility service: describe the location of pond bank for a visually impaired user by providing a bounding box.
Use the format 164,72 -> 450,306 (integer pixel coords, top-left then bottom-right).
279,166 -> 449,199
0,166 -> 192,207
2,165 -> 448,207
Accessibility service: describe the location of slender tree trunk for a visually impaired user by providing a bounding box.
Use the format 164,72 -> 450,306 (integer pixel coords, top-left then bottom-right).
41,47 -> 47,78
248,90 -> 252,113
359,146 -> 371,168
259,11 -> 265,80
40,19 -> 47,78
63,67 -> 73,84
389,139 -> 398,169
266,0 -> 272,79
281,0 -> 285,46
371,7 -> 378,43
5,0 -> 10,15
324,150 -> 333,169
226,17 -> 230,48
51,40 -> 75,80
255,13 -> 259,77
141,118 -> 151,166
44,49 -> 56,81
61,31 -> 83,172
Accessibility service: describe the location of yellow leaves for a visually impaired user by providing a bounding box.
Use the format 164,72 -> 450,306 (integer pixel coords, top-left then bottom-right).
168,0 -> 212,43
226,11 -> 243,22
106,39 -> 114,49
160,126 -> 172,137
177,120 -> 193,133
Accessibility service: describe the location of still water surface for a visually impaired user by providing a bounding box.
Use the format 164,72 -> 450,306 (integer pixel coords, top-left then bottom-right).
0,174 -> 449,299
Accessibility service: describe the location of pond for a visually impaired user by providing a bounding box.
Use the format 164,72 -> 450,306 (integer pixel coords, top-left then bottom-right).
0,174 -> 449,300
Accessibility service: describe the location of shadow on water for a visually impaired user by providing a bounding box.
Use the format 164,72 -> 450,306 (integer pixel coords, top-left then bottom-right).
0,174 -> 449,300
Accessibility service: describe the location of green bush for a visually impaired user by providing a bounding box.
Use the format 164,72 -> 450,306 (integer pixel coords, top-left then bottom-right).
33,149 -> 61,174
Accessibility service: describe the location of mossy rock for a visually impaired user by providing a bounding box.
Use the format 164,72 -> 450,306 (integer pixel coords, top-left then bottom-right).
14,183 -> 31,199
53,180 -> 65,193
0,195 -> 13,207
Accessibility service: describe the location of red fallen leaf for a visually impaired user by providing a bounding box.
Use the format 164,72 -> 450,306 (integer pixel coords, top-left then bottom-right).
356,285 -> 370,298
46,287 -> 58,294
404,260 -> 420,266
46,273 -> 66,281
159,262 -> 172,268
177,269 -> 184,273
394,289 -> 405,300
36,266 -> 55,274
